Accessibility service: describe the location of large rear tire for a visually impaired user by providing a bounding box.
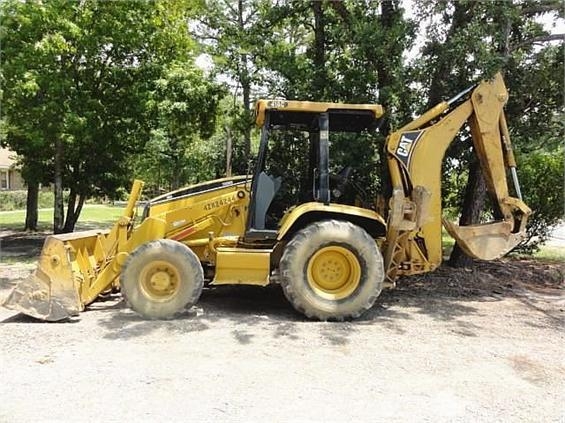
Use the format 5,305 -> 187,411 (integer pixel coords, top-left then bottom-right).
121,239 -> 203,319
280,220 -> 384,320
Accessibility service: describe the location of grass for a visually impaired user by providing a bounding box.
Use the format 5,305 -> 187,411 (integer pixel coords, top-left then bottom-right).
0,204 -> 125,231
533,246 -> 565,263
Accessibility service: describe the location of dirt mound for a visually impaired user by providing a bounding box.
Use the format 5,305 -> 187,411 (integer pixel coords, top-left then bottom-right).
396,258 -> 564,298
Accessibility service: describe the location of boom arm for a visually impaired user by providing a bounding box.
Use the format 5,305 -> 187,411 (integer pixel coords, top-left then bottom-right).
383,73 -> 531,283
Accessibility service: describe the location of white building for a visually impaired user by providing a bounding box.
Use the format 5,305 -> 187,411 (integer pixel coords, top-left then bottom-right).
0,148 -> 24,190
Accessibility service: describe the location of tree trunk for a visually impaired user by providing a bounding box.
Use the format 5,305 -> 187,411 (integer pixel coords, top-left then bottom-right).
238,0 -> 252,164
53,138 -> 65,234
449,2 -> 511,267
63,190 -> 85,233
24,182 -> 39,232
63,188 -> 76,232
311,1 -> 326,100
225,125 -> 232,177
448,158 -> 487,267
242,78 -> 251,164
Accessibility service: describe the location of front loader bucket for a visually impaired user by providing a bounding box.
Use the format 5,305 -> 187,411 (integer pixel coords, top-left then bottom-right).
443,219 -> 526,261
2,230 -> 110,321
2,180 -> 145,321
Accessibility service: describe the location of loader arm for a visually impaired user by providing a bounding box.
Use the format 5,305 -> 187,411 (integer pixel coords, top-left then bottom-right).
384,72 -> 531,283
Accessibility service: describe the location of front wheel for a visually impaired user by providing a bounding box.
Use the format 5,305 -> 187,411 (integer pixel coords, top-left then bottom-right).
279,220 -> 384,321
120,239 -> 204,319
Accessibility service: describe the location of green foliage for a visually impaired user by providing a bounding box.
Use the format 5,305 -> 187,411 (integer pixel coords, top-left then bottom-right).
0,191 -> 28,211
0,190 -> 69,211
139,61 -> 225,190
1,0 -> 561,253
514,148 -> 564,253
1,0 -> 212,229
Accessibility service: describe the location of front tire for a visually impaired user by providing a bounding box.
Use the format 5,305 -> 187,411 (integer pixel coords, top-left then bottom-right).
121,239 -> 204,319
280,220 -> 384,320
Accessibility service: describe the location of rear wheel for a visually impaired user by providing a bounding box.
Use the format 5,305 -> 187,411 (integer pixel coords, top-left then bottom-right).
121,239 -> 203,319
280,220 -> 384,320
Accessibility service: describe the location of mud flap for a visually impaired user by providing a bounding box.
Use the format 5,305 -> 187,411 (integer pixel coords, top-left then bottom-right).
443,219 -> 525,260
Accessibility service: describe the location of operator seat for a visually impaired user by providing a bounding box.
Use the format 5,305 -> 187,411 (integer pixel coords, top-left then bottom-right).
253,171 -> 282,230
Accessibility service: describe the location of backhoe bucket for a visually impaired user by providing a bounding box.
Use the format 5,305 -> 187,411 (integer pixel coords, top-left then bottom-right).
2,230 -> 110,321
443,219 -> 525,261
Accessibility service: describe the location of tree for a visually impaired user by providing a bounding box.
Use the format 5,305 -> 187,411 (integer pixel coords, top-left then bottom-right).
1,0 -> 204,232
0,108 -> 52,231
141,62 -> 224,191
193,0 -> 271,170
255,1 -> 414,201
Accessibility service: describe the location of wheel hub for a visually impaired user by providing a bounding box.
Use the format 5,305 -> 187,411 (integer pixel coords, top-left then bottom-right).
307,246 -> 361,300
139,260 -> 180,301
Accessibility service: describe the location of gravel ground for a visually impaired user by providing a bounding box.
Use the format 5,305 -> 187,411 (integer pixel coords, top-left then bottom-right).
1,259 -> 564,423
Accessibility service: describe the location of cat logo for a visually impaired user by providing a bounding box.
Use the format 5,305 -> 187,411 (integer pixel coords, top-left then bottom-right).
397,134 -> 413,157
395,131 -> 423,165
396,131 -> 423,166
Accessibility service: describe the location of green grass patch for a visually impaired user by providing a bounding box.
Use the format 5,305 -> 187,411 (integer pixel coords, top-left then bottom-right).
533,245 -> 565,262
0,205 -> 125,231
442,229 -> 455,255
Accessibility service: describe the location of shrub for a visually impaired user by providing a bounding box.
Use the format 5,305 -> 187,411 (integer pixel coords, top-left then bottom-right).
0,190 -> 69,211
513,148 -> 564,253
0,190 -> 27,211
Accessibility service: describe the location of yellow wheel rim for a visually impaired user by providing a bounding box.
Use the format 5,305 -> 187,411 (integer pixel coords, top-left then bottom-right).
139,260 -> 180,301
307,246 -> 361,300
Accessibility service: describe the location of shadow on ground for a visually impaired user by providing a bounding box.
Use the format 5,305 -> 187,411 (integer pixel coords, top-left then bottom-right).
92,257 -> 563,343
1,230 -> 563,345
0,232 -> 46,262
91,282 -> 510,344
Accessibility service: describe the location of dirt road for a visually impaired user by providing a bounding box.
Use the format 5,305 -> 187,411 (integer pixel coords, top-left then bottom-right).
1,258 -> 563,422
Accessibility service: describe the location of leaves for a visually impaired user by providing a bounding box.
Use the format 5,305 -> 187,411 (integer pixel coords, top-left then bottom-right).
1,0 -> 562,246
1,0 -> 212,230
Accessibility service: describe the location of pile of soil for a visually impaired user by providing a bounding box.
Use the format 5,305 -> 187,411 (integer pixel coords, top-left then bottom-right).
397,258 -> 564,298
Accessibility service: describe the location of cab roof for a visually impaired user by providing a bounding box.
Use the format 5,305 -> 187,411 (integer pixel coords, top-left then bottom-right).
255,99 -> 384,132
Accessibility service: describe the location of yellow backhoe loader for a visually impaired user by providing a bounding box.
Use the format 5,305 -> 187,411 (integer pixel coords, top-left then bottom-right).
3,72 -> 531,321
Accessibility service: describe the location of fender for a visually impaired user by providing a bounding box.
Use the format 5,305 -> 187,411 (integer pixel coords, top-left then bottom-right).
277,202 -> 386,240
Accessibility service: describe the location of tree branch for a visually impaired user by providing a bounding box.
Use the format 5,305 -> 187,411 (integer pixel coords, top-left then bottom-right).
521,2 -> 561,17
329,1 -> 349,23
511,33 -> 564,51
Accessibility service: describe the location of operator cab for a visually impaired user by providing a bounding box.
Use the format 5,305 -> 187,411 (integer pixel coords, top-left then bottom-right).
246,99 -> 384,241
